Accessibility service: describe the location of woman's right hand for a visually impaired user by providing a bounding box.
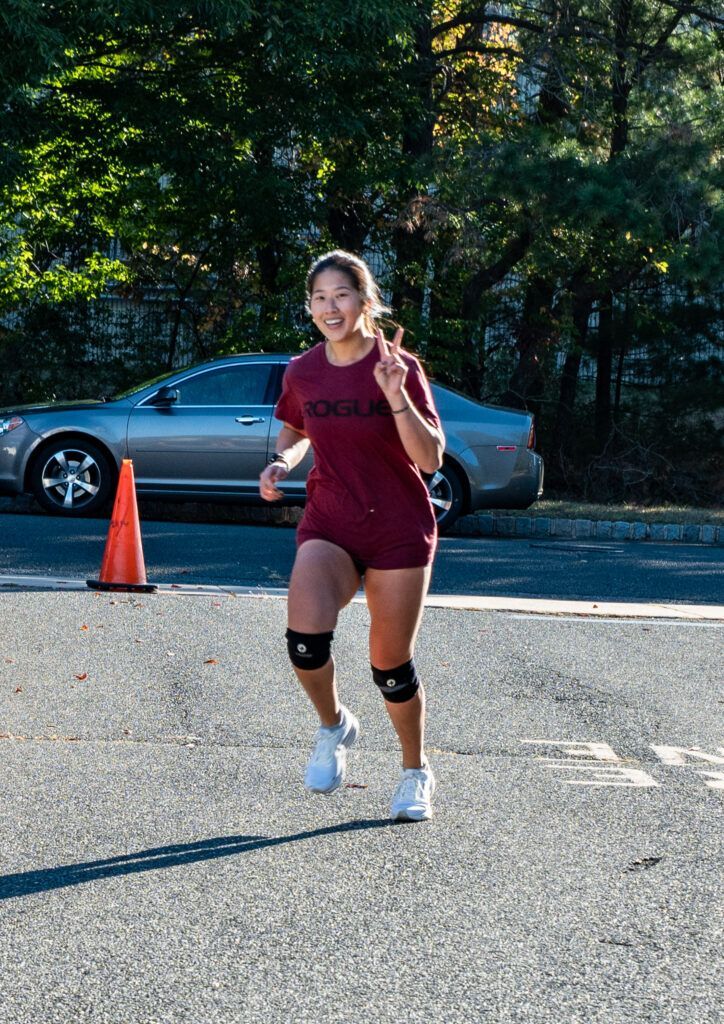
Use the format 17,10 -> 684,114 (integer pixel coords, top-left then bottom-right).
259,463 -> 289,501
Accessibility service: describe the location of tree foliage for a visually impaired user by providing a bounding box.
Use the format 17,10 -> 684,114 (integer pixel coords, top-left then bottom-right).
0,0 -> 721,502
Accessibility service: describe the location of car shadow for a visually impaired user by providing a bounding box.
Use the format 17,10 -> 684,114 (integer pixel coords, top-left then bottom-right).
0,819 -> 398,901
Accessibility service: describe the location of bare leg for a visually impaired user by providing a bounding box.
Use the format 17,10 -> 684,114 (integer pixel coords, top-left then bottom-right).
287,540 -> 361,726
384,688 -> 426,770
364,566 -> 431,769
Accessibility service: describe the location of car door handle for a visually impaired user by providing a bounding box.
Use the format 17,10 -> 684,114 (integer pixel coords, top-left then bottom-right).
235,416 -> 265,425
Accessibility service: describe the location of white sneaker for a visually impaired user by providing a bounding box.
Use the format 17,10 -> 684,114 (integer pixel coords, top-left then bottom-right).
304,706 -> 359,794
390,762 -> 436,821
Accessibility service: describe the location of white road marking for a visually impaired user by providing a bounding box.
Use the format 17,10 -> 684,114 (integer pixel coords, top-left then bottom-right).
0,575 -> 722,621
522,740 -> 724,791
555,766 -> 659,788
522,740 -> 622,762
651,745 -> 724,767
697,771 -> 724,790
522,739 -> 658,787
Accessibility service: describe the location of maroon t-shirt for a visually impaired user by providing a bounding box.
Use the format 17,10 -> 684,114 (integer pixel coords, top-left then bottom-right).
274,341 -> 440,564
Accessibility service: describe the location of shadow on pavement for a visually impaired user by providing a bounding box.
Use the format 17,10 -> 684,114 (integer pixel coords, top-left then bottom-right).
0,819 -> 396,901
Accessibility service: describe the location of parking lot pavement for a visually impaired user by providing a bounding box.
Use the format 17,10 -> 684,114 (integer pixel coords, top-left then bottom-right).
0,591 -> 721,1024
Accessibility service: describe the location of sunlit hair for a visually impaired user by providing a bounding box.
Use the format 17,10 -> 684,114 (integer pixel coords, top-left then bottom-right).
306,250 -> 391,335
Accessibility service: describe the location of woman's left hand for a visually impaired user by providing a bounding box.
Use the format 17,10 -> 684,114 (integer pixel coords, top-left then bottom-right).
373,327 -> 407,402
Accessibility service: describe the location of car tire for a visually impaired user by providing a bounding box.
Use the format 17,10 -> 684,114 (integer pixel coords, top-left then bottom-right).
427,460 -> 466,534
30,437 -> 116,517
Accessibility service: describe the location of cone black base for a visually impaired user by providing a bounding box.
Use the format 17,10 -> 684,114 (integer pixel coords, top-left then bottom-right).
87,579 -> 158,593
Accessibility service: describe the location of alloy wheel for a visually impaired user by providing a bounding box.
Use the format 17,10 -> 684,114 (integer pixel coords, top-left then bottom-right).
40,448 -> 102,511
427,469 -> 453,519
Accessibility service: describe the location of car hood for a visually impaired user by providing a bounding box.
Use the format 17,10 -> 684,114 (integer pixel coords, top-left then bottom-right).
0,398 -> 129,416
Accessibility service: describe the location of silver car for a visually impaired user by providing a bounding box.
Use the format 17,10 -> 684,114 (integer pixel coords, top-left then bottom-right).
0,353 -> 543,532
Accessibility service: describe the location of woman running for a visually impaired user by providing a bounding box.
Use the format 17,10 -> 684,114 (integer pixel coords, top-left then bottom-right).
258,250 -> 444,821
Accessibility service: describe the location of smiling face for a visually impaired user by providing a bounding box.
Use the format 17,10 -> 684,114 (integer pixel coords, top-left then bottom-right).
309,267 -> 370,344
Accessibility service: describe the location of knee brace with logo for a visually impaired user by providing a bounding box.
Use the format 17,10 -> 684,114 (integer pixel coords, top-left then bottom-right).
371,659 -> 420,703
286,628 -> 333,670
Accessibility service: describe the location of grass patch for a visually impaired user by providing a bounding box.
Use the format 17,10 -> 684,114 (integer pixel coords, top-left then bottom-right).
479,501 -> 723,526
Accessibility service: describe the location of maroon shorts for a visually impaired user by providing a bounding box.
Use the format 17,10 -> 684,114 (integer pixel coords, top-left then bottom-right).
296,507 -> 436,573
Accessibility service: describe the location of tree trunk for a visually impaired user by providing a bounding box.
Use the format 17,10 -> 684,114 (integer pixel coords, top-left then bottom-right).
594,291 -> 614,451
257,240 -> 283,329
590,0 -> 632,441
551,292 -> 594,465
391,4 -> 435,319
327,199 -> 372,253
610,0 -> 633,160
429,253 -> 484,396
613,339 -> 627,420
499,276 -> 552,412
499,5 -> 572,413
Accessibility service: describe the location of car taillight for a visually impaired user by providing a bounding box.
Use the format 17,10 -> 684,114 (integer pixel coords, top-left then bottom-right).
0,415 -> 24,436
527,420 -> 536,450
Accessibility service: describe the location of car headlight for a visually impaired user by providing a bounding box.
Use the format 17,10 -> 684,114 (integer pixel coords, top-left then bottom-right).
0,415 -> 24,436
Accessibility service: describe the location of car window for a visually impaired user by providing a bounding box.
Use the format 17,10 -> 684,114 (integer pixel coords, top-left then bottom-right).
174,364 -> 272,406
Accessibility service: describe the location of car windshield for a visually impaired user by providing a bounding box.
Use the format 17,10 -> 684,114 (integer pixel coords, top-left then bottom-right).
108,369 -> 182,401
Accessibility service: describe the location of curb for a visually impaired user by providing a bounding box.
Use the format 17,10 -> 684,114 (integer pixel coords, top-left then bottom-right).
1,497 -> 721,545
1,575 -> 722,620
451,514 -> 722,545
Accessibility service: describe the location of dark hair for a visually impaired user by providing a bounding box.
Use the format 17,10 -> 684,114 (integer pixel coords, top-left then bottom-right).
306,250 -> 391,334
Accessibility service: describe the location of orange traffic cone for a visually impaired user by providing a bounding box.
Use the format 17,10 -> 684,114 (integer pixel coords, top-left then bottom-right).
87,459 -> 157,593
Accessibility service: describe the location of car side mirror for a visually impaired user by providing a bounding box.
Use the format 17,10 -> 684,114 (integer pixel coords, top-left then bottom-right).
151,386 -> 180,406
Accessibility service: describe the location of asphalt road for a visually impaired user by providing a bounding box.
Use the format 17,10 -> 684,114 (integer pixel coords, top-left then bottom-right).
0,589 -> 722,1023
1,512 -> 723,604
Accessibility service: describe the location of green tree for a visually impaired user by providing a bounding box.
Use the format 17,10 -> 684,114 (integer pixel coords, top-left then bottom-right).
0,1 -> 721,501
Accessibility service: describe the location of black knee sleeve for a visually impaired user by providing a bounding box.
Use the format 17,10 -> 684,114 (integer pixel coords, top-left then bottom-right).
371,659 -> 420,703
286,628 -> 333,670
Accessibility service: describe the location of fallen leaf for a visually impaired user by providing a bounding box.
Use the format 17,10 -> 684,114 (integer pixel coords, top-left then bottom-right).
14,687 -> 23,694
74,673 -> 88,681
204,658 -> 218,665
625,856 -> 663,873
80,624 -> 89,631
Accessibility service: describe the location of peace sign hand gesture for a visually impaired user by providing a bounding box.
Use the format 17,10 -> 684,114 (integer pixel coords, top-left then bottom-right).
373,327 -> 407,404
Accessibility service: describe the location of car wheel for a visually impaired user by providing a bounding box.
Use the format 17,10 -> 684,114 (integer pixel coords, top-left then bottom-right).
30,437 -> 115,517
427,460 -> 465,533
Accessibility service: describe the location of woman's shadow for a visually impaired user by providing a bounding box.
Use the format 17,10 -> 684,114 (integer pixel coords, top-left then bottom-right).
0,819 -> 396,901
